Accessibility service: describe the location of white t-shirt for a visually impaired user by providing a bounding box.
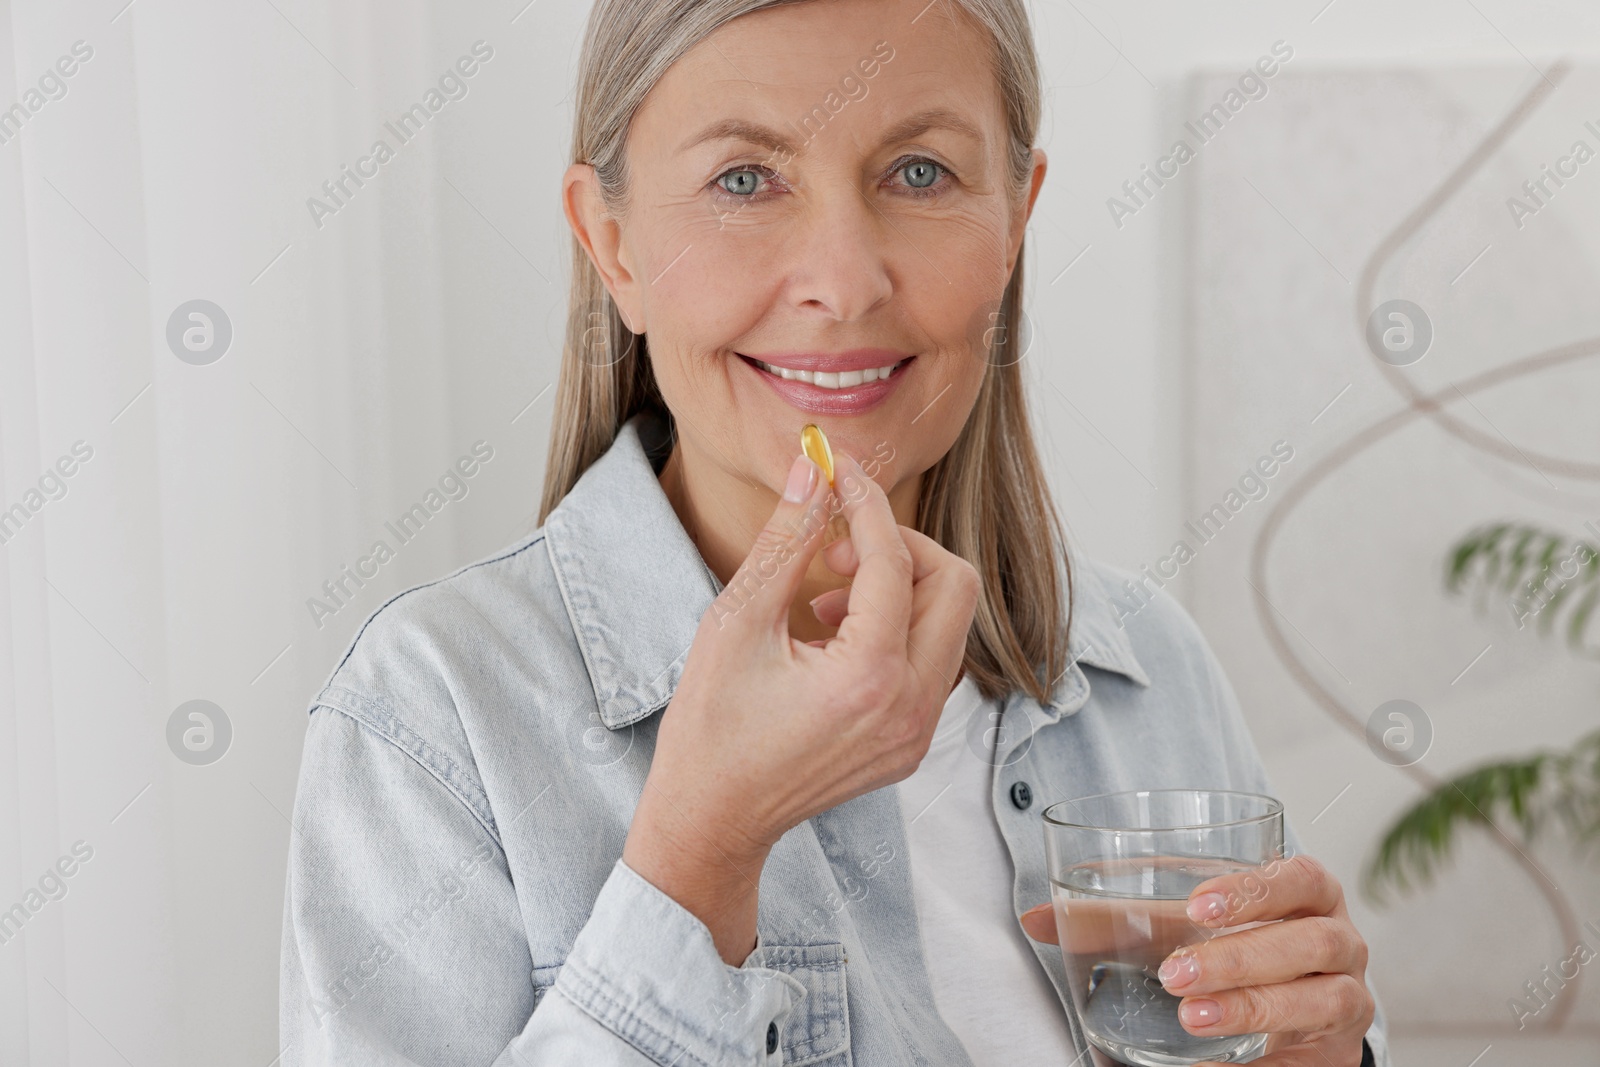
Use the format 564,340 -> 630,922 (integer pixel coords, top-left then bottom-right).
894,674 -> 1080,1065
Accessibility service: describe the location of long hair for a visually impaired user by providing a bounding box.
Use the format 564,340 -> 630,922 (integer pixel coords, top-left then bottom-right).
540,0 -> 1071,704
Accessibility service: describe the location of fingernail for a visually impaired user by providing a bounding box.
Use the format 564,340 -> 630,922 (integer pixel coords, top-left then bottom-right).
784,455 -> 817,502
1178,998 -> 1221,1027
1158,952 -> 1199,989
1187,892 -> 1227,923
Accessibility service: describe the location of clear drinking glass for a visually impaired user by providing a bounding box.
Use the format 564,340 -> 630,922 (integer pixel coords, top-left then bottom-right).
1042,789 -> 1285,1067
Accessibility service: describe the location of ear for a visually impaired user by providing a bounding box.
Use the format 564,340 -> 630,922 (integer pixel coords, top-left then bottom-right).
563,162 -> 645,332
1005,147 -> 1048,278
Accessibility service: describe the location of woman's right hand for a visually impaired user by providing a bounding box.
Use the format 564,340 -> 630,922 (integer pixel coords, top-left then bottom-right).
622,449 -> 981,963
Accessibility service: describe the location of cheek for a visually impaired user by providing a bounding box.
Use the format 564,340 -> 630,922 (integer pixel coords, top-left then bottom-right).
638,209 -> 785,345
909,198 -> 1013,264
893,211 -> 1010,457
633,222 -> 778,396
907,219 -> 1013,366
906,205 -> 1013,320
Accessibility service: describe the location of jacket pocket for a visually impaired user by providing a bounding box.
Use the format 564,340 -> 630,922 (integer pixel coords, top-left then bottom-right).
750,942 -> 851,1067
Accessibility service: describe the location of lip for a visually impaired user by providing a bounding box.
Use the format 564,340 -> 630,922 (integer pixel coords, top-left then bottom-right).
736,352 -> 914,415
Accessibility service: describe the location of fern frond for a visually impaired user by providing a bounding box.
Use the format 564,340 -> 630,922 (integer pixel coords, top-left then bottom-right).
1445,522 -> 1509,594
1371,525 -> 1600,905
1364,728 -> 1600,903
1547,729 -> 1600,851
1443,522 -> 1600,656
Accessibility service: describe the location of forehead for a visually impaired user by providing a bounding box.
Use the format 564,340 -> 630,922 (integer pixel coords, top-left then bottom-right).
631,0 -> 1004,157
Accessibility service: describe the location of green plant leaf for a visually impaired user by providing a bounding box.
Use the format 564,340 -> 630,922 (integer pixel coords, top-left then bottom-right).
1366,524 -> 1600,904
1365,728 -> 1600,902
1443,522 -> 1600,654
1569,584 -> 1600,660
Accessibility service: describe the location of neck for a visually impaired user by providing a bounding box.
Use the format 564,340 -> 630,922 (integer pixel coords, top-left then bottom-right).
658,436 -> 925,645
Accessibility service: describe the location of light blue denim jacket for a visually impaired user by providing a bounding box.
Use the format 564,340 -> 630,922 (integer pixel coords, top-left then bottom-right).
280,410 -> 1391,1066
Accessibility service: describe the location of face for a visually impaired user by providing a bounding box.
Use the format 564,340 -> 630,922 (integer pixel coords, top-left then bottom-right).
567,0 -> 1046,501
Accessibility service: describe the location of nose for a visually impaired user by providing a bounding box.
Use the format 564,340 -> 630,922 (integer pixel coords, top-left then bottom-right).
786,184 -> 895,323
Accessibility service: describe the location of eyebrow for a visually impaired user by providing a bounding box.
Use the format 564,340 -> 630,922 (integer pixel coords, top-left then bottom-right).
677,106 -> 986,157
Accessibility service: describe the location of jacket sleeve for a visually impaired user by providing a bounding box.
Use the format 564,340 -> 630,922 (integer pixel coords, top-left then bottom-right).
1181,600 -> 1396,1067
281,703 -> 806,1066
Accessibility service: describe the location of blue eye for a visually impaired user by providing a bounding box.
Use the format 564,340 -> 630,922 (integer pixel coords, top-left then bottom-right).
903,160 -> 940,189
891,157 -> 951,198
718,168 -> 764,197
710,157 -> 950,204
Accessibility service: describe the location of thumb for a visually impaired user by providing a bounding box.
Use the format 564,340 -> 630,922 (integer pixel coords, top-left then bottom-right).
706,454 -> 833,641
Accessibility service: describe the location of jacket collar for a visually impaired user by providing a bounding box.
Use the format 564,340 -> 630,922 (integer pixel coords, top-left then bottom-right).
544,411 -> 1149,731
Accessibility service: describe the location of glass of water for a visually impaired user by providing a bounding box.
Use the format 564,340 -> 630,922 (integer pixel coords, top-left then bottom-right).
1042,789 -> 1285,1067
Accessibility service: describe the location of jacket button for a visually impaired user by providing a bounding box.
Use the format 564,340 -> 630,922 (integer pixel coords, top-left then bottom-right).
766,1020 -> 779,1054
1010,780 -> 1033,810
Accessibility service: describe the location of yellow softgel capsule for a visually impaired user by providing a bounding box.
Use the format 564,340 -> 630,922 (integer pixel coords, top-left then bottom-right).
800,423 -> 834,486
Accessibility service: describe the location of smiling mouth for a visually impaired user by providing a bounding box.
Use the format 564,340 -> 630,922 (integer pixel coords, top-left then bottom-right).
739,355 -> 912,390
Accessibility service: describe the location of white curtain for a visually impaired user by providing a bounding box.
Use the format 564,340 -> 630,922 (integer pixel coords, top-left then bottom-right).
1,1 -> 578,1061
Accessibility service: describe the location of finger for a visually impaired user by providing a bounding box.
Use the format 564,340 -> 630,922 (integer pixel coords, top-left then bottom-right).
704,454 -> 832,643
812,524 -> 963,630
1157,916 -> 1366,997
1188,854 -> 1346,928
830,453 -> 915,656
809,587 -> 850,628
822,536 -> 857,576
825,526 -> 951,583
1176,972 -> 1372,1040
1019,903 -> 1058,944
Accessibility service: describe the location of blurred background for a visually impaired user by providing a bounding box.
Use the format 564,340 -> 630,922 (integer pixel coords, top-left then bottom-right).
3,0 -> 1599,1064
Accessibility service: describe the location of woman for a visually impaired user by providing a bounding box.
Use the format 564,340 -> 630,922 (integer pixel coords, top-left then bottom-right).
280,0 -> 1388,1064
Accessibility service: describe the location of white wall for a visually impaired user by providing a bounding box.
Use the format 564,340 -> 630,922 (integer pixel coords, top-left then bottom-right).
3,1 -> 1598,1063
1021,8 -> 1600,1064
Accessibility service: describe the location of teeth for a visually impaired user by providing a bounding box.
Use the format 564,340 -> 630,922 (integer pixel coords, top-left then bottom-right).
754,358 -> 904,388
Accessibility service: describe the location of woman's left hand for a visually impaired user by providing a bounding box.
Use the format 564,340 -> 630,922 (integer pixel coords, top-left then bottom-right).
1020,853 -> 1373,1066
